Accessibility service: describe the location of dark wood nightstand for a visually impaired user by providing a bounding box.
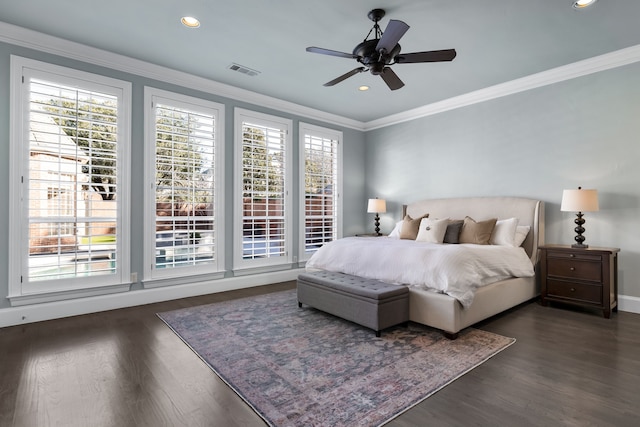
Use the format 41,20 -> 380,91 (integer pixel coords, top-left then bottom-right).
539,245 -> 620,318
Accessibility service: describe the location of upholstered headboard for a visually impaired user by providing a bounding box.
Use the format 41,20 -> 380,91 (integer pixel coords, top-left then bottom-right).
403,196 -> 545,264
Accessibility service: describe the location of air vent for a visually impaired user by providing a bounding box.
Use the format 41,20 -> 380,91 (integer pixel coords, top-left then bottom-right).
228,63 -> 260,77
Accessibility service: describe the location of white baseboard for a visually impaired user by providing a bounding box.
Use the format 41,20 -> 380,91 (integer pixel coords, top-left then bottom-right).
618,294 -> 640,314
0,269 -> 303,328
2,279 -> 637,329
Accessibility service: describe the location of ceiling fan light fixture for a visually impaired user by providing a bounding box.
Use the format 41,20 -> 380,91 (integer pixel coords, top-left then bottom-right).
306,8 -> 456,91
358,85 -> 370,91
181,16 -> 200,28
572,0 -> 597,9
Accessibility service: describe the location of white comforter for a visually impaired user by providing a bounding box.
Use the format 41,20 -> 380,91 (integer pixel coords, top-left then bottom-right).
305,237 -> 535,308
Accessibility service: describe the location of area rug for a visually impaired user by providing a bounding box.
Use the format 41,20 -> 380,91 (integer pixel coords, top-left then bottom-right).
157,289 -> 514,427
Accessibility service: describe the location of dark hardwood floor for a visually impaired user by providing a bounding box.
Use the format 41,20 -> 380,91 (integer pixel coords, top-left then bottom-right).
1,281 -> 639,427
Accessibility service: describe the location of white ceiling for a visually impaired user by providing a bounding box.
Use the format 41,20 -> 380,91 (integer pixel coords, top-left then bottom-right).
2,0 -> 640,123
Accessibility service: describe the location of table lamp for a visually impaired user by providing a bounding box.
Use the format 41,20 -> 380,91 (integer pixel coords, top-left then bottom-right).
367,198 -> 386,236
561,187 -> 599,248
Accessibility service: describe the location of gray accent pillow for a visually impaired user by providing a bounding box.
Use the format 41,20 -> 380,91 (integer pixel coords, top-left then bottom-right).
443,219 -> 464,244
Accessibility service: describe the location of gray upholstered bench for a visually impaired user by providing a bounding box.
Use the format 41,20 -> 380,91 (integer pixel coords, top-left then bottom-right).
297,271 -> 410,337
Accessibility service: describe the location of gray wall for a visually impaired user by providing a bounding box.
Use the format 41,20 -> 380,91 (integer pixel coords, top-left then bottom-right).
365,62 -> 640,299
2,33 -> 638,316
0,41 -> 367,310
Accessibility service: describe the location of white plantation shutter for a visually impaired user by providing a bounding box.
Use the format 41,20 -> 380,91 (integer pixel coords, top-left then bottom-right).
234,109 -> 292,270
242,123 -> 286,258
144,88 -> 224,281
9,57 -> 131,303
28,79 -> 119,281
299,123 -> 342,261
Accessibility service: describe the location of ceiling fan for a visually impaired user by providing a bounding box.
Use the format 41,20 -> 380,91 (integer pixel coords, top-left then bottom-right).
306,8 -> 456,90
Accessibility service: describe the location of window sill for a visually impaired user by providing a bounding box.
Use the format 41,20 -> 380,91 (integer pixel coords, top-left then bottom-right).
232,264 -> 296,277
8,283 -> 132,307
142,271 -> 226,289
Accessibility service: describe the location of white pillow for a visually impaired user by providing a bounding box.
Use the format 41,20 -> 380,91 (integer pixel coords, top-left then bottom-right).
415,217 -> 449,243
388,221 -> 403,239
490,217 -> 519,246
514,225 -> 531,247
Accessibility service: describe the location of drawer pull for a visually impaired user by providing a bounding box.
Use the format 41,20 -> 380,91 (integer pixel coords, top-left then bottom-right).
570,267 -> 575,271
570,288 -> 576,292
569,254 -> 575,258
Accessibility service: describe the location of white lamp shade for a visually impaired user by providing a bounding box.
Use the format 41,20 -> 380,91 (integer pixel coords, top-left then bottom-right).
367,198 -> 386,213
561,189 -> 599,212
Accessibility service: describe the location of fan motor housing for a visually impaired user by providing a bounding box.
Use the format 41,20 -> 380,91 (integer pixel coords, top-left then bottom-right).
353,39 -> 401,67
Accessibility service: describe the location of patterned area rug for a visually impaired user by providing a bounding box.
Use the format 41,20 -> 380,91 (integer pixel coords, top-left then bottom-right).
158,289 -> 514,427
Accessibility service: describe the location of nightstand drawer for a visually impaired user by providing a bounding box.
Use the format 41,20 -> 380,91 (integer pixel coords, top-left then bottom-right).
546,251 -> 602,262
546,279 -> 602,305
547,258 -> 602,282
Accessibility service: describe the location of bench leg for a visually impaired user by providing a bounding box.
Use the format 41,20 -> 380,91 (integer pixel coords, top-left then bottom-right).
298,301 -> 302,308
375,330 -> 381,337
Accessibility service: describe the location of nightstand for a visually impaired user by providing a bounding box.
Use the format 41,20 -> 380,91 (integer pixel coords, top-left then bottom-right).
539,245 -> 620,318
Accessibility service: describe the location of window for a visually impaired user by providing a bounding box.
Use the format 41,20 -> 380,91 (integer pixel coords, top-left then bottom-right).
234,108 -> 292,271
9,56 -> 131,304
299,123 -> 342,261
143,88 -> 225,282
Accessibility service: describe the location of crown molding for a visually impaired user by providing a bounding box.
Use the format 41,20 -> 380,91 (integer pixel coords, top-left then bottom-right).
2,21 -> 640,133
364,43 -> 640,131
0,21 -> 365,131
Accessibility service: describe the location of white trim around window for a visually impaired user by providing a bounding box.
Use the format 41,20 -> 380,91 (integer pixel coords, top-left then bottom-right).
8,56 -> 132,306
298,123 -> 343,262
142,87 -> 225,286
233,108 -> 293,273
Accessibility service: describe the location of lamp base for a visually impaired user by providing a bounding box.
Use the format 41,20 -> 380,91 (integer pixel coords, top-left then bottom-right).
571,212 -> 588,249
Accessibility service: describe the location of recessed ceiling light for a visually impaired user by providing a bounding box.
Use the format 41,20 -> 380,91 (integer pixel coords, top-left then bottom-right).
358,86 -> 370,91
572,0 -> 597,9
181,16 -> 200,28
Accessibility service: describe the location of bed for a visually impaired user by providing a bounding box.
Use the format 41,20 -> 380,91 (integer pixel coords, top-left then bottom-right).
305,196 -> 545,338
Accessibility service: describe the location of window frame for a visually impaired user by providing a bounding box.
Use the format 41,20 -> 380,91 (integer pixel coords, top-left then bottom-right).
8,56 -> 132,305
298,123 -> 343,262
142,87 -> 225,284
233,108 -> 293,273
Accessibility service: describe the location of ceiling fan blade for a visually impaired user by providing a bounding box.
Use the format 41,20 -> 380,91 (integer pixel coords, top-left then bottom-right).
306,46 -> 358,59
323,67 -> 366,87
376,20 -> 410,54
380,67 -> 404,90
396,49 -> 457,63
